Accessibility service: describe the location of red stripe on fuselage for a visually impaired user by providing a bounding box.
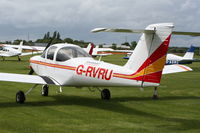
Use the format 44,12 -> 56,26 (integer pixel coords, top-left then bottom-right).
30,60 -> 76,70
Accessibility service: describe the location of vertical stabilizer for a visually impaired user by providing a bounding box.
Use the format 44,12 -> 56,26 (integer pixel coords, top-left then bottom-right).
124,23 -> 174,84
183,45 -> 195,59
18,41 -> 23,53
85,43 -> 95,55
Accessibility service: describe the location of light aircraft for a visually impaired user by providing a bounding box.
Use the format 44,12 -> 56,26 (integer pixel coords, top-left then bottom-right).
0,41 -> 42,61
123,45 -> 198,65
166,45 -> 198,65
5,44 -> 45,51
84,43 -> 113,57
0,23 -> 199,104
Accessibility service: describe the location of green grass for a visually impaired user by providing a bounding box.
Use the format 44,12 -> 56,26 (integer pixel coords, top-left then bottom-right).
0,54 -> 200,133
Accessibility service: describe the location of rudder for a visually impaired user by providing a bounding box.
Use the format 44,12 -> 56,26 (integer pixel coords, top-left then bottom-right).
124,23 -> 174,84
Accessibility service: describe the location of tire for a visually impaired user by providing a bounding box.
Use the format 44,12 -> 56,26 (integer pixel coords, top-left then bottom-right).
101,89 -> 111,100
16,91 -> 25,103
41,85 -> 49,96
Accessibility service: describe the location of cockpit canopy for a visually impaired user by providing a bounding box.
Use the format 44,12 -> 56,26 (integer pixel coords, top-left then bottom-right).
0,46 -> 9,52
41,44 -> 90,62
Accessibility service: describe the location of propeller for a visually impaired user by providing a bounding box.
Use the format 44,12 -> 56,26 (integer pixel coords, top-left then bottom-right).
28,67 -> 34,75
44,38 -> 54,51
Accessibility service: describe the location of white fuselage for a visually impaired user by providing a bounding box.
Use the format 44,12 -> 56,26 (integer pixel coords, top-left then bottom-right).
0,46 -> 21,57
30,56 -> 158,87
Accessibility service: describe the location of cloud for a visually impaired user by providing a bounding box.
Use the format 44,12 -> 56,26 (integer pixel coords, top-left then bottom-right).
0,0 -> 200,46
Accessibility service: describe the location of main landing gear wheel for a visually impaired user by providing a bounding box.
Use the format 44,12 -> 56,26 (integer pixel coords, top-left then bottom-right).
18,56 -> 21,61
16,91 -> 25,103
101,89 -> 111,100
41,85 -> 49,96
152,87 -> 158,100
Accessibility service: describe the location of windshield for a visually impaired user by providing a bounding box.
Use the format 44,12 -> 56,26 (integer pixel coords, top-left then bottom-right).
56,46 -> 90,62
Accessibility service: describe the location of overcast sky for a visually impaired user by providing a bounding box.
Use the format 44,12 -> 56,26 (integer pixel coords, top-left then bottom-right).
0,0 -> 200,47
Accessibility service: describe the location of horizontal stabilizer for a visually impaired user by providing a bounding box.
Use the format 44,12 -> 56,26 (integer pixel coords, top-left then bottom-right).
92,28 -> 200,36
0,73 -> 57,85
163,65 -> 192,74
91,28 -> 155,34
172,31 -> 200,36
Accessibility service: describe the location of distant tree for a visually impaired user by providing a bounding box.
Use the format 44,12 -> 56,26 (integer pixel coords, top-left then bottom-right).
121,42 -> 130,46
43,34 -> 47,39
13,39 -> 22,45
46,32 -> 50,39
5,41 -> 11,44
56,32 -> 61,40
52,31 -> 57,39
111,43 -> 117,50
130,41 -> 137,50
63,38 -> 73,44
99,44 -> 103,48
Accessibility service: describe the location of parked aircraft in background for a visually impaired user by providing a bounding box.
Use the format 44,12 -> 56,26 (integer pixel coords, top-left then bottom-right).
84,43 -> 113,57
0,23 -> 199,104
5,44 -> 45,51
166,45 -> 198,65
123,45 -> 198,65
0,41 -> 41,61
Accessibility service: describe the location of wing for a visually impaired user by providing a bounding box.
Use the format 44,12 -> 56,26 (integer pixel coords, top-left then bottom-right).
0,73 -> 57,85
0,53 -> 10,57
162,64 -> 192,74
20,51 -> 43,56
5,45 -> 45,51
91,28 -> 155,34
91,28 -> 200,37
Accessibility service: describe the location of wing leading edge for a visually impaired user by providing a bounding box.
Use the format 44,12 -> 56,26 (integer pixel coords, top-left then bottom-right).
163,64 -> 192,74
0,73 -> 56,85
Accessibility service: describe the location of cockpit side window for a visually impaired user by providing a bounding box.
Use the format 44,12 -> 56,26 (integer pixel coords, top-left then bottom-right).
0,46 -> 3,50
56,46 -> 91,62
56,47 -> 72,62
47,46 -> 57,60
75,47 -> 90,57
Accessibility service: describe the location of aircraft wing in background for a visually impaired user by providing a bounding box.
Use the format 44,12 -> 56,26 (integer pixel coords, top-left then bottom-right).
163,64 -> 192,74
5,45 -> 45,51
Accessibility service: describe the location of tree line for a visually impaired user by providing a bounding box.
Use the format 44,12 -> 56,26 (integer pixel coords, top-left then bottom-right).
0,31 -> 199,54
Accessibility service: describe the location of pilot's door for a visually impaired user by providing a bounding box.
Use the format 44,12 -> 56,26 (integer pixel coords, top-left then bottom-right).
44,46 -> 57,77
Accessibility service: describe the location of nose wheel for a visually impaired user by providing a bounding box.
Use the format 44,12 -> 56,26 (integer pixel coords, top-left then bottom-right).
41,85 -> 49,96
101,89 -> 111,100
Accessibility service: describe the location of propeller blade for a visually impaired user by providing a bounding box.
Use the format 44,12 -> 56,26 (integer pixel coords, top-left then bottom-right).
28,67 -> 34,75
44,38 -> 54,51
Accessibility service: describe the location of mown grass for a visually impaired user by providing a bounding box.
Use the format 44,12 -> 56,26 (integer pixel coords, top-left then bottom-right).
0,54 -> 200,133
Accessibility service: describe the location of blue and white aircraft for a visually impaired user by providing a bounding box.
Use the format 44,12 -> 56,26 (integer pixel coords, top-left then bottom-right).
123,45 -> 197,65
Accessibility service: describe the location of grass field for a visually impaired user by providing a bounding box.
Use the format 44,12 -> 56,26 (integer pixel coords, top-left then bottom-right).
0,54 -> 200,133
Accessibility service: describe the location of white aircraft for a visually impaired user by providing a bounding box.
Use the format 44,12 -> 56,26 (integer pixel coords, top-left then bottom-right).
0,23 -> 198,104
123,45 -> 198,65
5,44 -> 45,51
166,45 -> 198,65
84,43 -> 113,57
0,41 -> 42,61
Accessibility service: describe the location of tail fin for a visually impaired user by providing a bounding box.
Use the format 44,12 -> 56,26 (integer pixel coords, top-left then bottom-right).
85,43 -> 95,55
124,23 -> 174,84
18,41 -> 23,53
183,45 -> 195,59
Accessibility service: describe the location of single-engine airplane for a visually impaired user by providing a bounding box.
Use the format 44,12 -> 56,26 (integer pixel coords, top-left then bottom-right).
166,45 -> 198,65
0,41 -> 42,61
0,23 -> 199,103
123,45 -> 198,65
84,43 -> 113,57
